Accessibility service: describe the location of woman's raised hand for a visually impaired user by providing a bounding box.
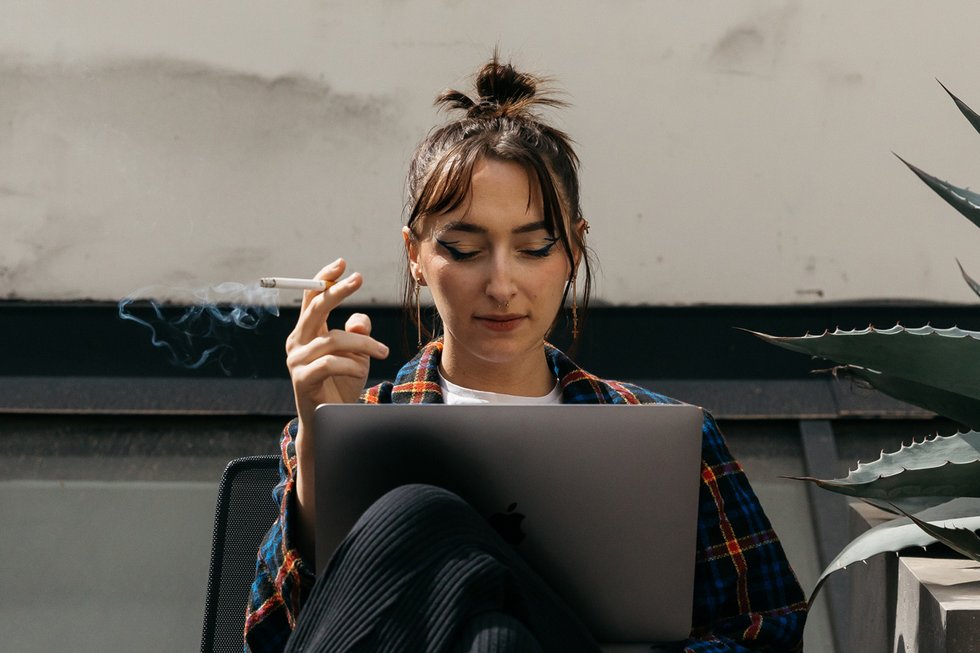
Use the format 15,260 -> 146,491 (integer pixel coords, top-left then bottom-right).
286,258 -> 390,433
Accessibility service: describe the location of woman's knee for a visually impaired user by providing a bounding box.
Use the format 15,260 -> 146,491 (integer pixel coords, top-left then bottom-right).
352,483 -> 485,539
320,483 -> 497,585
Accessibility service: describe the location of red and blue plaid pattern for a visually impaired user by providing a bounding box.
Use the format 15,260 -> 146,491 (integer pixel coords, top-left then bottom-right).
245,340 -> 806,652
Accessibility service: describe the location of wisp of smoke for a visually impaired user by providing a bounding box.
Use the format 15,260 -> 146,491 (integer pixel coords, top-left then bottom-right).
118,281 -> 280,375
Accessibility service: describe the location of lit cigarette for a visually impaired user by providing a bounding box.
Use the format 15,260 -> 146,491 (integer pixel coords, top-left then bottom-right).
259,277 -> 336,291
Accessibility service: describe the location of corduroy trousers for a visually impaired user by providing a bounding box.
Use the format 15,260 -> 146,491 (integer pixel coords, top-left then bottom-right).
283,484 -> 601,653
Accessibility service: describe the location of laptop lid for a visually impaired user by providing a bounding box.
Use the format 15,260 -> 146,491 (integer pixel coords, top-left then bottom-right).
313,403 -> 703,644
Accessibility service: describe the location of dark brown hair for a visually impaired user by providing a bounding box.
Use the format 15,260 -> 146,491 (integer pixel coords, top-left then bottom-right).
403,53 -> 593,346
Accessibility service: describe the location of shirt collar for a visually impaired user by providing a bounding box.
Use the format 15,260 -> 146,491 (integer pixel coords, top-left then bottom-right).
390,339 -> 609,405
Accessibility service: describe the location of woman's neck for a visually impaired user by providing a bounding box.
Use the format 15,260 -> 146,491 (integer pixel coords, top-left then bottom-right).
438,339 -> 556,396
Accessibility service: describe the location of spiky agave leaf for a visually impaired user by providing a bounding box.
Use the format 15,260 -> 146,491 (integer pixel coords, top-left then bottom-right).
842,365 -> 980,430
938,80 -> 980,138
896,154 -> 980,229
956,259 -> 980,299
863,496 -> 951,515
810,497 -> 980,603
897,505 -> 980,563
749,325 -> 980,426
790,431 -> 980,499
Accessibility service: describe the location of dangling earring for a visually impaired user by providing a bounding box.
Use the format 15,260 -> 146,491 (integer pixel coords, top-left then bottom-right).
570,220 -> 588,341
571,271 -> 579,340
415,281 -> 423,348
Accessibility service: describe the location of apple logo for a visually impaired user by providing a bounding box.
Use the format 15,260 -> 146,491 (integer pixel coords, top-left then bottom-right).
488,502 -> 527,546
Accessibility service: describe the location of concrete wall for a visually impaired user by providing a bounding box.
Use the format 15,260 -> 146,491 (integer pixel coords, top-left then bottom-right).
1,481 -> 216,653
3,1 -> 980,305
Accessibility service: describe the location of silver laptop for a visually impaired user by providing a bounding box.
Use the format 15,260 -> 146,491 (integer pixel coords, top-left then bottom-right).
313,403 -> 703,647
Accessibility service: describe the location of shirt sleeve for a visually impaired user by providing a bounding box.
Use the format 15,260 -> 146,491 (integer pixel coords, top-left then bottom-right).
244,418 -> 317,653
680,412 -> 807,652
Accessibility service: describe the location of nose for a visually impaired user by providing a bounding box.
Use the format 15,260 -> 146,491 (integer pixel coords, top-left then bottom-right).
485,252 -> 517,307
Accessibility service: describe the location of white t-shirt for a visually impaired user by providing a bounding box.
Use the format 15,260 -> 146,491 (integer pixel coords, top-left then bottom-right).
438,369 -> 563,405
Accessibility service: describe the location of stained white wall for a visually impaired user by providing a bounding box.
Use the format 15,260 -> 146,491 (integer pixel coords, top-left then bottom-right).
3,1 -> 980,305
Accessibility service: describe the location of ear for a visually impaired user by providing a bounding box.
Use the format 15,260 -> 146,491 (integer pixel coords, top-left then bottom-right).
571,218 -> 589,271
402,226 -> 426,285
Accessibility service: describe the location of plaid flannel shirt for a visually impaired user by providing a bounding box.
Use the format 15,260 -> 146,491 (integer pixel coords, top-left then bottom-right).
245,340 -> 807,652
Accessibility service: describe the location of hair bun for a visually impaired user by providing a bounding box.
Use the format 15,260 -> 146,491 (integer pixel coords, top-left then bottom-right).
436,54 -> 564,120
473,59 -> 537,114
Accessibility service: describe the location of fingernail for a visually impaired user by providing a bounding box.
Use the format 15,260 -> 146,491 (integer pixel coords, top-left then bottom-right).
378,344 -> 389,357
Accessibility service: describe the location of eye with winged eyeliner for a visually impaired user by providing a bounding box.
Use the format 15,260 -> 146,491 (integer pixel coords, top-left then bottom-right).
524,238 -> 558,258
436,238 -> 478,261
435,236 -> 559,261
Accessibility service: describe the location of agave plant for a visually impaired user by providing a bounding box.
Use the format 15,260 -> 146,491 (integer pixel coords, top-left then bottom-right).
753,82 -> 980,599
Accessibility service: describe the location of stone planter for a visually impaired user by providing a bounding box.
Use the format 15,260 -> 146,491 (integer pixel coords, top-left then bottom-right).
848,501 -> 980,653
894,558 -> 980,653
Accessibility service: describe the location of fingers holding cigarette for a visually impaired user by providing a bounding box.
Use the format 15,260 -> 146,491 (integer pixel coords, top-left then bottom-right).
300,259 -> 346,313
282,261 -> 386,410
291,261 -> 368,343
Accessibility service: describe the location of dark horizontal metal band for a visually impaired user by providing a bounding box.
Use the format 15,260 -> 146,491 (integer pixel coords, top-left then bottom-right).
4,301 -> 980,381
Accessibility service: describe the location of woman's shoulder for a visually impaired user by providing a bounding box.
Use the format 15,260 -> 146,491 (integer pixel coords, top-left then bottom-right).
547,345 -> 682,406
596,379 -> 682,406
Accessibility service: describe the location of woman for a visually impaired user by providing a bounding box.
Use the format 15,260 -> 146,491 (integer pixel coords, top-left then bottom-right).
246,55 -> 807,653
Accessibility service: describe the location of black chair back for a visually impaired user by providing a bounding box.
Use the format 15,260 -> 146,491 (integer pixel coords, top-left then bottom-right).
201,455 -> 281,653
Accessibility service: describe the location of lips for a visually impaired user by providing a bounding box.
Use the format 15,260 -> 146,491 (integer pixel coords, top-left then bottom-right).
475,314 -> 527,331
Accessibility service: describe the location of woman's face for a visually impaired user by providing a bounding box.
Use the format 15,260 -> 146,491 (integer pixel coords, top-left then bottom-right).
404,157 -> 577,368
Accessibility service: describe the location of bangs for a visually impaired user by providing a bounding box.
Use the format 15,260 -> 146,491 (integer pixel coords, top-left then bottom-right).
408,138 -> 571,256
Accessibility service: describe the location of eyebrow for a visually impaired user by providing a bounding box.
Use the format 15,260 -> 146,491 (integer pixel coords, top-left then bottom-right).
438,220 -> 550,236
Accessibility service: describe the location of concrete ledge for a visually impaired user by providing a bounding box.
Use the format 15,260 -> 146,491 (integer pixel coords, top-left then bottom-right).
894,557 -> 980,653
0,375 -> 936,419
0,377 -> 296,416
